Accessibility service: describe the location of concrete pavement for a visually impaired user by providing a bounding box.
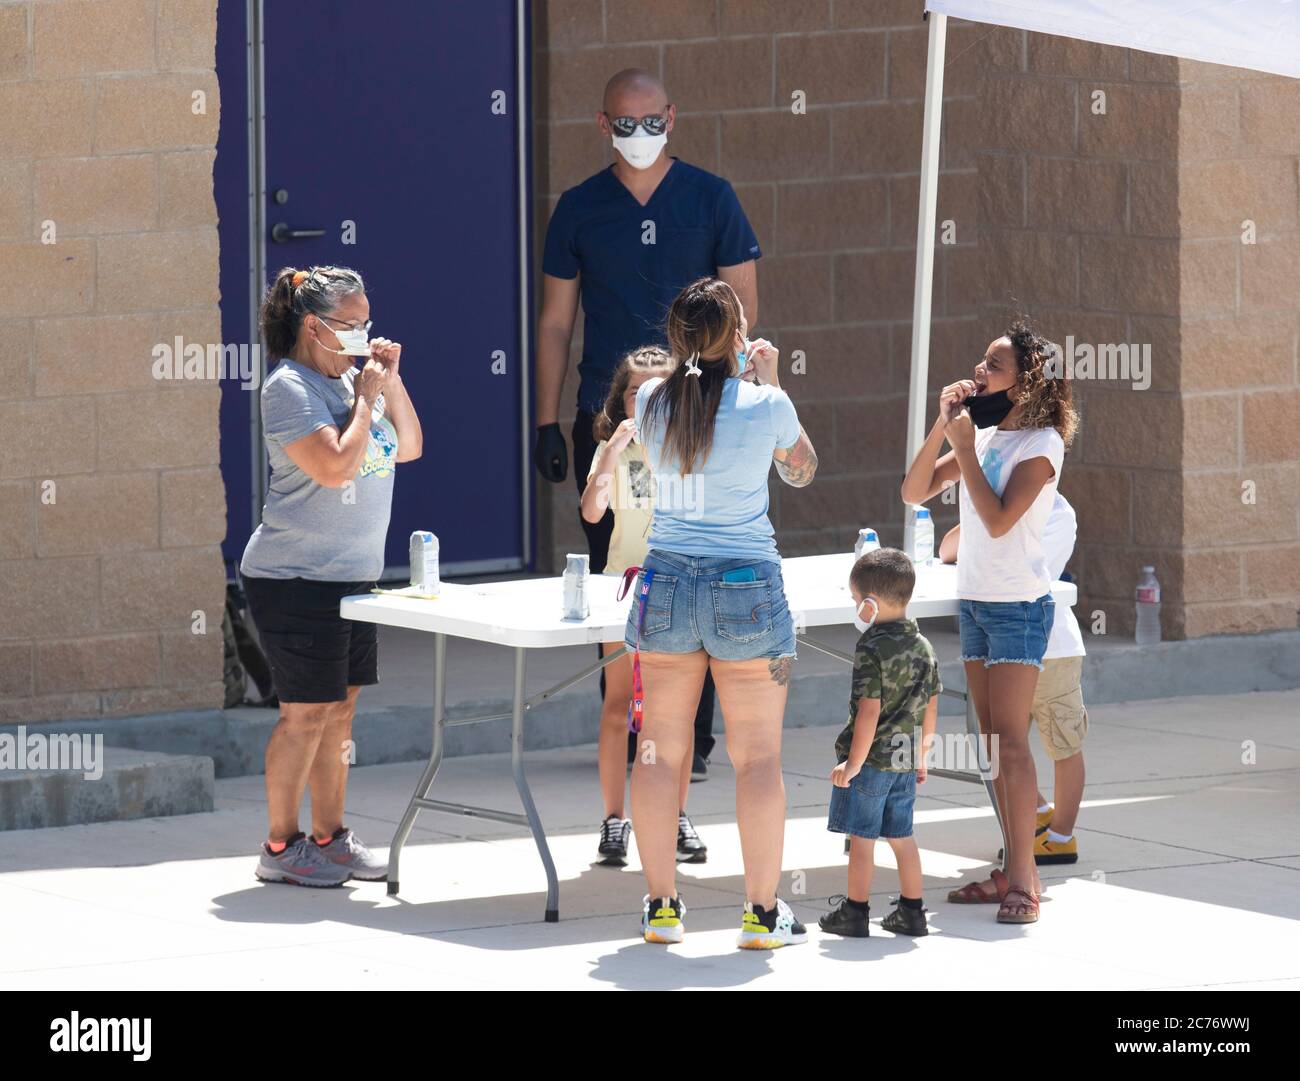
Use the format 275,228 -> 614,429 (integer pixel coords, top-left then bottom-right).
1,688 -> 1297,990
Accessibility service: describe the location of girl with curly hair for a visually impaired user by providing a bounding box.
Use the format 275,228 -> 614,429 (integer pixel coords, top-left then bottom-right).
901,318 -> 1077,925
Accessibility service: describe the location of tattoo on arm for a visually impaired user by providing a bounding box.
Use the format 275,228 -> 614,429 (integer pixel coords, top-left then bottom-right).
768,656 -> 792,685
775,432 -> 817,488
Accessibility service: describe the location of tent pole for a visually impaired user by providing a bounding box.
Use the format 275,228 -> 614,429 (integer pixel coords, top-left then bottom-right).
904,11 -> 948,549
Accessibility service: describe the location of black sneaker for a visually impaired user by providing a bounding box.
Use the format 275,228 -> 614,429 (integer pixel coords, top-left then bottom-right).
597,815 -> 631,866
676,811 -> 707,863
818,894 -> 871,937
880,898 -> 929,936
690,753 -> 709,781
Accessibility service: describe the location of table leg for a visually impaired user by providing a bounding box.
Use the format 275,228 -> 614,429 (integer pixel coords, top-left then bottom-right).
508,646 -> 560,922
386,631 -> 447,896
964,681 -> 1009,873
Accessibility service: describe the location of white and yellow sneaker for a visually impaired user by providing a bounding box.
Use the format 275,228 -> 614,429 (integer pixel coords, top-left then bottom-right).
641,894 -> 686,944
738,897 -> 807,949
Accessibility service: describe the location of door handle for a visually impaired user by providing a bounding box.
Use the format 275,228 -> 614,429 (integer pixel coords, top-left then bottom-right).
271,222 -> 326,243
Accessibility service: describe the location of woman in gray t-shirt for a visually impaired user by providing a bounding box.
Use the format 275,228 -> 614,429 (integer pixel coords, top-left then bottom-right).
241,265 -> 423,887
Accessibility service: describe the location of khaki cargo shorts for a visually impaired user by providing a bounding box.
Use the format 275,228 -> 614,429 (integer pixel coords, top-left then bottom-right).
1029,656 -> 1088,760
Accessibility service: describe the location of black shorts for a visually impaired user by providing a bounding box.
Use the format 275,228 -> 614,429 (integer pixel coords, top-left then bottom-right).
242,576 -> 379,703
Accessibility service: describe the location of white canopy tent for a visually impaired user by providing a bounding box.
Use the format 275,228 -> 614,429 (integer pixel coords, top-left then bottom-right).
903,0 -> 1300,537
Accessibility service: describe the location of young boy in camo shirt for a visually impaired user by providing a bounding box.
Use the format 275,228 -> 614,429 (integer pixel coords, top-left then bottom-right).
821,547 -> 941,938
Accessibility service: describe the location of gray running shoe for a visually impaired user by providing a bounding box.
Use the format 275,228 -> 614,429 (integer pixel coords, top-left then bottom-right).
314,827 -> 388,881
256,832 -> 351,888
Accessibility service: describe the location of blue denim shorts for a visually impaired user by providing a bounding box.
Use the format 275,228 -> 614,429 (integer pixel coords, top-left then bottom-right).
622,548 -> 798,662
959,593 -> 1055,671
828,763 -> 916,840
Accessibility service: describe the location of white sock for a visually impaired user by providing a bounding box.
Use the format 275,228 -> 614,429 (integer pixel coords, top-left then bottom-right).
1037,802 -> 1052,814
1047,828 -> 1071,844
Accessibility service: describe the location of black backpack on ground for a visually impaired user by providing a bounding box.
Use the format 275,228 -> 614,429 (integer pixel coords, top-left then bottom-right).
223,568 -> 278,709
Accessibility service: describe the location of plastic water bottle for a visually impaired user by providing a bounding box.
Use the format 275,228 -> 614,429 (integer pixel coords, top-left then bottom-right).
562,553 -> 590,621
854,528 -> 880,560
911,507 -> 934,566
1135,566 -> 1161,646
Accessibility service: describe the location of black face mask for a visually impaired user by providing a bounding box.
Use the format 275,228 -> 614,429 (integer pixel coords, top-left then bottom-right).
964,389 -> 1015,428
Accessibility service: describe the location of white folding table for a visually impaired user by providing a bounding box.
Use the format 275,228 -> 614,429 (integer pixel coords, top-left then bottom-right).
341,556 -> 1076,921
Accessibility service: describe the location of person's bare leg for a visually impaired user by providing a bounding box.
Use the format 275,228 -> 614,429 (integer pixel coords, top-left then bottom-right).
630,650 -> 707,900
309,685 -> 361,840
889,836 -> 923,899
711,654 -> 790,909
847,836 -> 876,901
677,727 -> 695,812
598,643 -> 633,818
1050,752 -> 1085,836
265,700 -> 335,842
986,663 -> 1043,901
952,662 -> 1006,900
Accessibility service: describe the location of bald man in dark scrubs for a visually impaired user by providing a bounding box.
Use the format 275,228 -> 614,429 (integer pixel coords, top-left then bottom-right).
533,68 -> 763,781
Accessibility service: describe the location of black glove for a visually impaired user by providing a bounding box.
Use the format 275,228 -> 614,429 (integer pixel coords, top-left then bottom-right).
534,422 -> 568,483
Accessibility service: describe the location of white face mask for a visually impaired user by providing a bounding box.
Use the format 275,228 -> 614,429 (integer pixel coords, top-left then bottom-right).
612,132 -> 667,170
314,318 -> 370,357
853,597 -> 878,635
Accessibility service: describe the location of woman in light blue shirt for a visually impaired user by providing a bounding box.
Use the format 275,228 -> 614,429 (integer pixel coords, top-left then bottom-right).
626,277 -> 818,948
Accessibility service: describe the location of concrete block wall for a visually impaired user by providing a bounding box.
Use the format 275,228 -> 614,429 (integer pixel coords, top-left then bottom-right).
0,0 -> 228,724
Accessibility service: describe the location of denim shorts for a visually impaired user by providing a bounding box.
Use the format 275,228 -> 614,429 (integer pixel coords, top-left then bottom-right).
827,763 -> 916,840
622,548 -> 798,662
959,593 -> 1055,671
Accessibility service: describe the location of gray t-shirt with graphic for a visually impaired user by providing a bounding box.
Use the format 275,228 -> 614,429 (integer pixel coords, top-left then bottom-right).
240,359 -> 398,581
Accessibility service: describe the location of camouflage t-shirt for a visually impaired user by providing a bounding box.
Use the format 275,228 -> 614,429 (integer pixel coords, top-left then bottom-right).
836,619 -> 942,771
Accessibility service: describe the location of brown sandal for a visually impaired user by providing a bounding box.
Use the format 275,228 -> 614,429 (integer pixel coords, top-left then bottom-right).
947,867 -> 1009,904
997,884 -> 1040,924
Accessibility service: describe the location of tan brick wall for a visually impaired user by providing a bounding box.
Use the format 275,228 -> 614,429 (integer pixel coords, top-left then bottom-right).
1174,64 -> 1300,637
532,1 -> 1300,642
0,0 -> 226,722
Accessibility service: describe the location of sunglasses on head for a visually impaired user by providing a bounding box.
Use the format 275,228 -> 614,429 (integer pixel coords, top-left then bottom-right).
603,111 -> 669,137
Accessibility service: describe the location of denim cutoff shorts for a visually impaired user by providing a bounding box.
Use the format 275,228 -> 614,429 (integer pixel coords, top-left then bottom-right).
622,548 -> 798,662
827,763 -> 917,840
958,593 -> 1055,671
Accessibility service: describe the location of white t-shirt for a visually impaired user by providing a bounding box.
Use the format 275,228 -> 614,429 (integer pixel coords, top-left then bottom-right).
957,425 -> 1065,603
1041,492 -> 1086,660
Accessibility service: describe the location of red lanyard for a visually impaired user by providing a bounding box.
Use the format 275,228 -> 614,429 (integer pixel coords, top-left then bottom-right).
617,566 -> 655,733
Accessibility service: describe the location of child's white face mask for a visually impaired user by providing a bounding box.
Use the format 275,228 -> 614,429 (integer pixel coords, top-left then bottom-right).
853,596 -> 878,635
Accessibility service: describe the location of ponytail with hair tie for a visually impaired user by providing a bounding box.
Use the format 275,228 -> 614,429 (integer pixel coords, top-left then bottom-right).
259,264 -> 366,361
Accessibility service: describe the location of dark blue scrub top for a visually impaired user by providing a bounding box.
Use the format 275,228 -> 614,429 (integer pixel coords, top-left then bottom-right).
542,158 -> 761,414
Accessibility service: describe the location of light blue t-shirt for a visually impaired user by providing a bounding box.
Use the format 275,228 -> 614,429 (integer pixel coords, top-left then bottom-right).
635,376 -> 802,564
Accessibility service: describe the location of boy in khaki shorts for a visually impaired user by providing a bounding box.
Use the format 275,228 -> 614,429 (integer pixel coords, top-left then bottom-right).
940,491 -> 1087,863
